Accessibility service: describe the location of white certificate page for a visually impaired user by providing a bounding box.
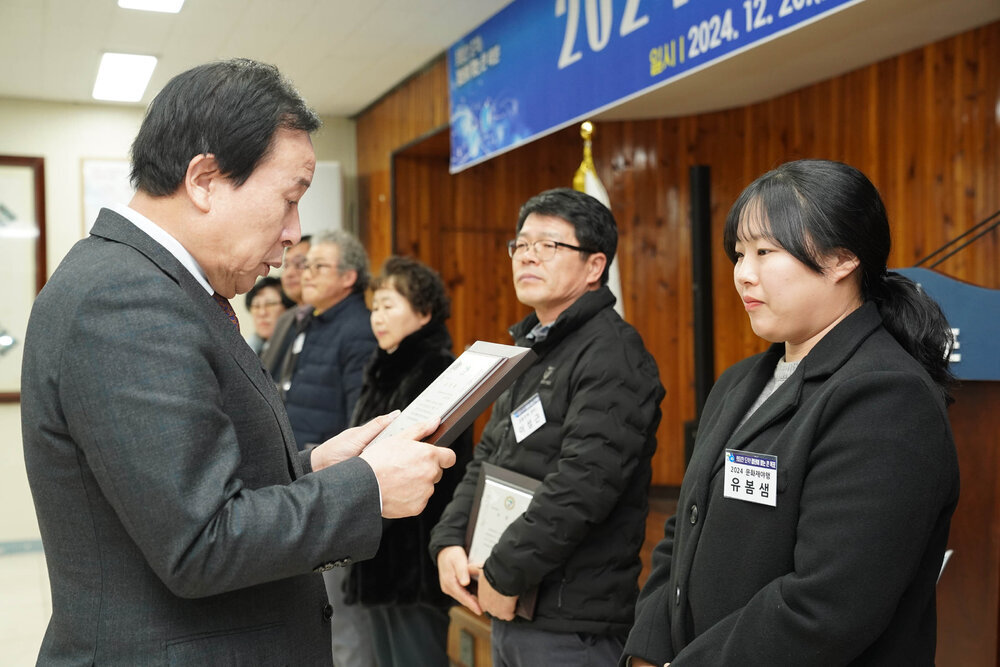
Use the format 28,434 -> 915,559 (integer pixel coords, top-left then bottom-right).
467,477 -> 534,567
370,350 -> 503,442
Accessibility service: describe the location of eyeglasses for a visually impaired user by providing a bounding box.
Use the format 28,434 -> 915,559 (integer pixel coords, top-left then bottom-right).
507,239 -> 598,261
283,256 -> 307,270
302,262 -> 337,274
250,300 -> 284,312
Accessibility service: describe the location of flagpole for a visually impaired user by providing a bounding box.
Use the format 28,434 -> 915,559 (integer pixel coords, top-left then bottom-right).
573,121 -> 625,319
573,121 -> 596,192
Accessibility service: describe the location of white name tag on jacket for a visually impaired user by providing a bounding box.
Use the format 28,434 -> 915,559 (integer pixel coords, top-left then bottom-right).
511,393 -> 546,443
723,449 -> 777,507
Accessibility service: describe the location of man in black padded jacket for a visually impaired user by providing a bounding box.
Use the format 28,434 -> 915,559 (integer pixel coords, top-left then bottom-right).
430,188 -> 665,667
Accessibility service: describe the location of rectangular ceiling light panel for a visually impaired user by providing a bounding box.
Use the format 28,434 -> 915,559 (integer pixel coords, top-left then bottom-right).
118,0 -> 186,13
92,53 -> 158,102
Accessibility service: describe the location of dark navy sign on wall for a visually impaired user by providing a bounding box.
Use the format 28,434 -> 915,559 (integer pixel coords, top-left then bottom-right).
448,0 -> 861,172
894,268 -> 1000,382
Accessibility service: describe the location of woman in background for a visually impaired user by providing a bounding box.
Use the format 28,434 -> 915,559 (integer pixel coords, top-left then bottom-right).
245,276 -> 293,355
625,159 -> 959,666
345,256 -> 473,666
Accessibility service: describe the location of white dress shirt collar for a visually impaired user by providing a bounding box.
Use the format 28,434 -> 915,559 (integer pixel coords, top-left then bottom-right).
108,202 -> 214,295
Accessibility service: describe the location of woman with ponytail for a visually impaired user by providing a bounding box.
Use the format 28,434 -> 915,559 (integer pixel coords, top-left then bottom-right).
625,159 -> 959,666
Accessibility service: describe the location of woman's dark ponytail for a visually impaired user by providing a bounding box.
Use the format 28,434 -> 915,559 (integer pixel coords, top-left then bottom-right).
867,271 -> 955,399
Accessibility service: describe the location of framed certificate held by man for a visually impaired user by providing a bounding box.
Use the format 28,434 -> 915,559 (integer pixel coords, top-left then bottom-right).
465,462 -> 542,619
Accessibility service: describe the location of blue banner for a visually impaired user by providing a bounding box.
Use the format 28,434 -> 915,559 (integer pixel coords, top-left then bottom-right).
449,0 -> 860,172
894,268 -> 1000,382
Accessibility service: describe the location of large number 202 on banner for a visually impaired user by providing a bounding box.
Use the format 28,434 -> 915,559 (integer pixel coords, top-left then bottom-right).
448,0 -> 859,172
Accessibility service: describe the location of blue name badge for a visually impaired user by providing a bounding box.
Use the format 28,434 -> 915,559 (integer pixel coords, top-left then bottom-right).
723,450 -> 777,507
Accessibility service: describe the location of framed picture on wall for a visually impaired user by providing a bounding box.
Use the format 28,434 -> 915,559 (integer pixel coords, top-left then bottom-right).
82,158 -> 133,234
0,155 -> 46,402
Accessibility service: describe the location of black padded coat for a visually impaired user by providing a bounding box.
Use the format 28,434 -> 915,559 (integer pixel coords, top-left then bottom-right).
429,286 -> 665,638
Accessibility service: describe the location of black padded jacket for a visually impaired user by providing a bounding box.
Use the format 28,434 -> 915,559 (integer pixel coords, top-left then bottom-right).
429,286 -> 664,637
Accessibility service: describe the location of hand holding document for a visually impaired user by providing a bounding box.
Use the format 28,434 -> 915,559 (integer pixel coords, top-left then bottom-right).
436,464 -> 542,620
437,545 -> 482,615
371,341 -> 535,448
310,410 -> 403,471
359,417 -> 454,518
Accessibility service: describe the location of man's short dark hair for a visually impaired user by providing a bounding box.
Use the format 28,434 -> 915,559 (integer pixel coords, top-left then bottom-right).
130,58 -> 321,196
515,188 -> 618,285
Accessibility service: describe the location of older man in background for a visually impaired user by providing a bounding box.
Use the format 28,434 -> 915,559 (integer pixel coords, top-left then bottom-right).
275,228 -> 380,666
278,229 -> 376,450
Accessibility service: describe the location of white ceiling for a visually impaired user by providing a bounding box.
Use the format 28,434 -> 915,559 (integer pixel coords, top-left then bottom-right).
0,0 -> 996,122
0,0 -> 513,117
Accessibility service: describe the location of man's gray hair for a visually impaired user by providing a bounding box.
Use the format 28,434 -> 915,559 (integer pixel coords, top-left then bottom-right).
313,229 -> 370,293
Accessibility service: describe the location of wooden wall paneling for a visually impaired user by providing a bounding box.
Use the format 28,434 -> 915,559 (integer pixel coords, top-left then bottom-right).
391,133 -> 452,271
889,45 -> 924,266
946,25 -> 1000,287
952,28 -> 987,285
607,118 -> 692,483
871,54 -> 903,251
357,59 -> 449,270
362,23 -> 1000,488
936,381 -> 1000,666
923,39 -> 956,268
365,20 -> 1000,665
845,62 -> 879,168
692,108 -> 766,382
450,153 -> 531,347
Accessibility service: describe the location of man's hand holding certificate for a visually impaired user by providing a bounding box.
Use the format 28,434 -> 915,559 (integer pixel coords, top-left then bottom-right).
370,341 -> 535,448
468,562 -> 519,621
436,545 -> 483,616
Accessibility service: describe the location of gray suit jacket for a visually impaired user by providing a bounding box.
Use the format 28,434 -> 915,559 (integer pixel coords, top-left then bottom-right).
21,208 -> 382,665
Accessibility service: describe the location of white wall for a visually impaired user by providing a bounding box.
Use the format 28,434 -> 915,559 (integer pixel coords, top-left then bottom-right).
0,97 -> 358,543
311,117 -> 358,234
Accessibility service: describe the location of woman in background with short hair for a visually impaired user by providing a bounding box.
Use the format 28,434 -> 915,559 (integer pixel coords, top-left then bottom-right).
345,256 -> 473,666
245,276 -> 293,355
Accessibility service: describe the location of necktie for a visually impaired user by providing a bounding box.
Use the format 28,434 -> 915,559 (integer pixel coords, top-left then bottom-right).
212,292 -> 240,332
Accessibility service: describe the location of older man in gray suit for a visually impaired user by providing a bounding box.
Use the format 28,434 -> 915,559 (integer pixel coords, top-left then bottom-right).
20,59 -> 454,665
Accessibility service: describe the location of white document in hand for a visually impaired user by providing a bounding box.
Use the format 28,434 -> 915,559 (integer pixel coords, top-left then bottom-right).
370,350 -> 504,443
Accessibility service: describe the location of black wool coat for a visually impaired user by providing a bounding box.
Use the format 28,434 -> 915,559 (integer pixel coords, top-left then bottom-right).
345,321 -> 473,608
624,302 -> 959,666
